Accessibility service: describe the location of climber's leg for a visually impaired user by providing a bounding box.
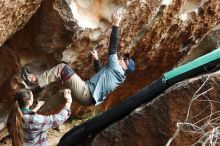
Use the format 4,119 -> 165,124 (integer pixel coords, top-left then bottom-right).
65,74 -> 94,106
36,63 -> 67,87
22,63 -> 75,88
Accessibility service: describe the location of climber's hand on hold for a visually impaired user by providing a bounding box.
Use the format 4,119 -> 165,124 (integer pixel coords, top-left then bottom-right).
91,49 -> 99,60
112,8 -> 123,27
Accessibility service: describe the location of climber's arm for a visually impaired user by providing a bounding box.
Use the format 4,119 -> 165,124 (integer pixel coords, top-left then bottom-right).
108,10 -> 121,55
107,9 -> 122,68
91,49 -> 102,72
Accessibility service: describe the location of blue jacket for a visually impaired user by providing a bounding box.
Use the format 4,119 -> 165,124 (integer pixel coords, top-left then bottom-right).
88,26 -> 126,105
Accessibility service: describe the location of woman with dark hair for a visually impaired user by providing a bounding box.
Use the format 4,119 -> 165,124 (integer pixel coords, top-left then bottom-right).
7,89 -> 72,146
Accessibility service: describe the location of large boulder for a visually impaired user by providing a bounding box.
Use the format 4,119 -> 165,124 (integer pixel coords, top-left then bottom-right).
90,71 -> 220,146
0,0 -> 42,46
0,0 -> 220,142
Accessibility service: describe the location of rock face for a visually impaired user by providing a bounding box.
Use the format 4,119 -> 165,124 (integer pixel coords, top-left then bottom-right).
0,0 -> 42,47
103,0 -> 220,109
0,0 -> 220,145
90,71 -> 220,146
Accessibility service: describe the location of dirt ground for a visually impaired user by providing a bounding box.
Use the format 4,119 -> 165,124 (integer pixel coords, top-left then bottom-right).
0,117 -> 87,146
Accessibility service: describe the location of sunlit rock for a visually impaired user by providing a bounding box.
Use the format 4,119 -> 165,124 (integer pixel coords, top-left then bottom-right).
0,1 -> 220,145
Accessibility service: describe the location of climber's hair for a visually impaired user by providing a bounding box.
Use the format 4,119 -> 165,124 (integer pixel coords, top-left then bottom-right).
7,89 -> 32,146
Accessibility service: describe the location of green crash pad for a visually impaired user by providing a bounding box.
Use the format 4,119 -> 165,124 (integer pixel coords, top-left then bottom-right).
164,48 -> 220,81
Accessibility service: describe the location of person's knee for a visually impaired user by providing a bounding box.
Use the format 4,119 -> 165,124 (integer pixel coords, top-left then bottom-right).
59,63 -> 66,68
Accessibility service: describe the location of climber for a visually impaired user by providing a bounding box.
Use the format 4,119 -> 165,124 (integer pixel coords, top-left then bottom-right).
7,88 -> 72,146
21,9 -> 135,106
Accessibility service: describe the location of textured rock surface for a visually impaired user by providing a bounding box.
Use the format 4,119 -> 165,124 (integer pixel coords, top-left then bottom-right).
103,0 -> 220,109
90,71 -> 220,146
0,0 -> 220,145
0,0 -> 42,47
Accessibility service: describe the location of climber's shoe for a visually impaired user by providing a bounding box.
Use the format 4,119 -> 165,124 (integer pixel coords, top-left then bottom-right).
21,66 -> 36,87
